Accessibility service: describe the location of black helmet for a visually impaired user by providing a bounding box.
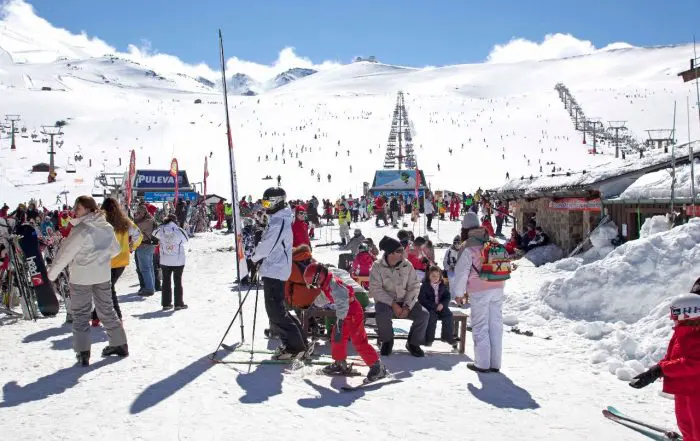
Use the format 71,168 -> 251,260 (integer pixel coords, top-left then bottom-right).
262,187 -> 286,214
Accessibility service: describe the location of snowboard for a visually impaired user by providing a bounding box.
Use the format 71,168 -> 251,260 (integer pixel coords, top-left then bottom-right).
17,224 -> 59,317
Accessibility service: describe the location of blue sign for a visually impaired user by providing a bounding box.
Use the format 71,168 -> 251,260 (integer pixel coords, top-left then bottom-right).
371,190 -> 425,199
372,170 -> 426,190
134,170 -> 191,190
144,192 -> 198,202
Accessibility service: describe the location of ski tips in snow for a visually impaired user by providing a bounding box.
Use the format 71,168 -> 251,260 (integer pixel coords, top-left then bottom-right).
340,375 -> 401,392
602,406 -> 682,440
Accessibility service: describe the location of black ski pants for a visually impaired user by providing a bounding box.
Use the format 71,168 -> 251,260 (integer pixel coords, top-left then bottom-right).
495,216 -> 504,236
425,308 -> 454,345
161,265 -> 184,307
427,213 -> 434,230
262,277 -> 306,352
92,267 -> 125,321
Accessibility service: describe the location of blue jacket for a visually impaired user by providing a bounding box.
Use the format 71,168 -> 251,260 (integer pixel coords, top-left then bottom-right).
418,279 -> 451,312
252,208 -> 293,281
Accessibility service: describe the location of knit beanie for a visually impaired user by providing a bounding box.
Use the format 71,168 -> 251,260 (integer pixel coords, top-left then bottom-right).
462,212 -> 480,230
379,236 -> 402,254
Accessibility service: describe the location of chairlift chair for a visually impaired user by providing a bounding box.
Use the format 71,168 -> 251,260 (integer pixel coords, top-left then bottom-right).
66,159 -> 76,174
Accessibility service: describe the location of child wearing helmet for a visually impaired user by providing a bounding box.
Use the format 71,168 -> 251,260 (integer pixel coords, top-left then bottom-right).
303,263 -> 387,381
350,242 -> 376,289
630,285 -> 700,440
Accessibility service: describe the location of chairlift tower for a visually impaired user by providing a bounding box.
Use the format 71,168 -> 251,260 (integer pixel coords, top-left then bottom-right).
5,115 -> 20,150
645,129 -> 674,153
583,118 -> 603,154
383,91 -> 417,170
608,121 -> 628,159
41,126 -> 63,183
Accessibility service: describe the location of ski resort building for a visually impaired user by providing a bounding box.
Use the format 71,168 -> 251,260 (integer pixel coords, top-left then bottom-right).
499,142 -> 700,251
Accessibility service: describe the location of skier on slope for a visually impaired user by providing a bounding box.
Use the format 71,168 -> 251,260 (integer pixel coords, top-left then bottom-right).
252,187 -> 310,360
303,263 -> 388,381
629,282 -> 700,441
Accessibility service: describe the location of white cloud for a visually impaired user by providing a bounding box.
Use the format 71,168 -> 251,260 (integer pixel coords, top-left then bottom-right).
486,33 -> 634,64
0,0 -> 340,82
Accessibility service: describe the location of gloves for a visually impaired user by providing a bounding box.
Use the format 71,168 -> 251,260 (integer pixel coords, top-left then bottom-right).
629,365 -> 662,389
334,319 -> 344,342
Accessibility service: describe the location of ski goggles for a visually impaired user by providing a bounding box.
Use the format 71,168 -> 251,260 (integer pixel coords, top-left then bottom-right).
261,200 -> 273,209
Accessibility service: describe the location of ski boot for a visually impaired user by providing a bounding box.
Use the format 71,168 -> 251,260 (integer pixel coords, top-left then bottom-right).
321,360 -> 354,376
366,361 -> 388,382
102,344 -> 129,358
76,350 -> 90,367
378,339 -> 393,356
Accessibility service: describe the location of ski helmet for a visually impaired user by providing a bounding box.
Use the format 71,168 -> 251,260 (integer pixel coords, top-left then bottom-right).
358,242 -> 370,253
303,262 -> 328,289
670,294 -> 700,322
262,187 -> 286,214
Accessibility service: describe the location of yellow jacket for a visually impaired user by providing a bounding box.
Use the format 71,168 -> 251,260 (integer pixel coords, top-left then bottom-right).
337,210 -> 352,226
111,220 -> 143,268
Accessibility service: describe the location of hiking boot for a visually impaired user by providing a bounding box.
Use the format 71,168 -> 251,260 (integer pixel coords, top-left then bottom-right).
405,342 -> 425,357
321,360 -> 353,376
76,350 -> 90,367
467,363 -> 491,373
380,340 -> 393,356
162,305 -> 173,311
366,361 -> 388,382
138,290 -> 155,297
102,344 -> 129,357
174,304 -> 188,311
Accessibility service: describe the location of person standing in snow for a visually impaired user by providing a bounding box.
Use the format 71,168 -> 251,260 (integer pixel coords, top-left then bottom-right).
90,197 -> 142,326
442,235 -> 462,299
253,187 -> 309,359
292,206 -> 310,248
454,212 -> 505,373
303,263 -> 388,381
369,236 -> 429,357
629,291 -> 700,441
337,205 -> 352,246
153,214 -> 189,310
47,196 -> 127,366
134,204 -> 158,297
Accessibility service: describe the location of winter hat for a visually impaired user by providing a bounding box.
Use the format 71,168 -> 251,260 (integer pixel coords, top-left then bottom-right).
295,205 -> 306,214
353,228 -> 362,236
379,236 -> 402,254
462,212 -> 480,230
165,213 -> 177,223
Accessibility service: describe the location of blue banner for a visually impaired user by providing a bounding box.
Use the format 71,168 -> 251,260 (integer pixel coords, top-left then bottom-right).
144,191 -> 198,202
134,170 -> 190,190
372,170 -> 426,190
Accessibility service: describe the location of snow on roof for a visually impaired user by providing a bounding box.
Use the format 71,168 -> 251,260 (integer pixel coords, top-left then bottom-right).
618,159 -> 699,200
499,141 -> 700,196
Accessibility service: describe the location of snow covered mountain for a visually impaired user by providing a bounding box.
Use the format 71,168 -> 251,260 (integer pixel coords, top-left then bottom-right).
268,67 -> 317,88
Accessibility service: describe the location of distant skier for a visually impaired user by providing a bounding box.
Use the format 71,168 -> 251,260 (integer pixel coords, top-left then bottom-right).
277,175 -> 281,186
327,174 -> 332,183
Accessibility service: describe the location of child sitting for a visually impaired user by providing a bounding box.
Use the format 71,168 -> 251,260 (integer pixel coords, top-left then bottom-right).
418,266 -> 455,347
303,263 -> 388,381
630,289 -> 700,440
350,243 -> 376,289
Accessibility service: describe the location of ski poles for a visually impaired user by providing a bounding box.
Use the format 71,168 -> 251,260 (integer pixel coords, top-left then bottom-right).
210,281 -> 257,360
249,277 -> 260,355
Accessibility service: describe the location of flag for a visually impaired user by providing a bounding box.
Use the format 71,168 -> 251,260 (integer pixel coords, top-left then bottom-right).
414,167 -> 422,199
219,30 -> 248,281
126,149 -> 136,209
204,156 -> 209,201
170,158 -> 179,203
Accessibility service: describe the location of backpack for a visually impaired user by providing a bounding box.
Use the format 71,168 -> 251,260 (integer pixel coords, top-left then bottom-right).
473,240 -> 513,281
284,245 -> 321,308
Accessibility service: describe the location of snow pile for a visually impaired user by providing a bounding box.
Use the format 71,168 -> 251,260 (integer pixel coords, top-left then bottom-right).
521,244 -> 565,267
639,215 -> 671,238
542,218 -> 700,323
545,221 -> 618,271
589,221 -> 618,249
539,219 -> 700,379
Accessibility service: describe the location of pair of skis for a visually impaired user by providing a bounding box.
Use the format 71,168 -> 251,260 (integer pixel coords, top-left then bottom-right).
603,406 -> 682,440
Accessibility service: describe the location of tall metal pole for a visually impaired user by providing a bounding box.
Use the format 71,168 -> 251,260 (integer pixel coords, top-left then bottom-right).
398,93 -> 403,170
6,115 -> 20,150
689,96 -> 696,204
42,126 -> 62,183
671,101 -> 677,213
693,37 -> 700,205
219,30 -> 245,344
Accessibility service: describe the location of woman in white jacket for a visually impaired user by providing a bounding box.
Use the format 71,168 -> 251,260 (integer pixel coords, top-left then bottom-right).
153,214 -> 189,311
47,196 -> 128,366
453,212 -> 506,374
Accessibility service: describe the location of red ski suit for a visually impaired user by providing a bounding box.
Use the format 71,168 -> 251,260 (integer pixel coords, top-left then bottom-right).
660,325 -> 700,441
350,251 -> 376,288
322,275 -> 379,367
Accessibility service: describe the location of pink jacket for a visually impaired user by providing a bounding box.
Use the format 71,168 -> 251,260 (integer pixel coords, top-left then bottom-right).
453,229 -> 506,295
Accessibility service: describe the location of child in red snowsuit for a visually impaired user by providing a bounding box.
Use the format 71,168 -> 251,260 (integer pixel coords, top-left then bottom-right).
292,207 -> 310,248
481,215 -> 495,238
630,291 -> 700,440
303,263 -> 387,381
350,245 -> 376,288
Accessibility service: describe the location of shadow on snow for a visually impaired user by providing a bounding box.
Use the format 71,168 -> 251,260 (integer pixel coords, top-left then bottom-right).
467,371 -> 540,410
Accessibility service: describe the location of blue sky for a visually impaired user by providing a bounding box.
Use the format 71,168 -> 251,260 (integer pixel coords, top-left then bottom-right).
21,0 -> 700,68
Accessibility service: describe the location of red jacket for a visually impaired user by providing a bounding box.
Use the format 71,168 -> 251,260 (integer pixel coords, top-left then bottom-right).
351,251 -> 375,277
406,246 -> 427,271
374,197 -> 385,213
660,325 -> 700,395
482,219 -> 495,237
292,220 -> 310,247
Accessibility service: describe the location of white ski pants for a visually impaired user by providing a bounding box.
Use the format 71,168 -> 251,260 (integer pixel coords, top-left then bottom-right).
469,287 -> 504,370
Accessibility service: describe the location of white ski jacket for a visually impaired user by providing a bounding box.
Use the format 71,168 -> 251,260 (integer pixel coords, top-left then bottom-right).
252,207 -> 293,281
47,212 -> 120,285
153,221 -> 189,267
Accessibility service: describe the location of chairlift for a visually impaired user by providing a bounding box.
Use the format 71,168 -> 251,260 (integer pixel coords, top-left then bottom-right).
66,158 -> 76,174
20,127 -> 27,133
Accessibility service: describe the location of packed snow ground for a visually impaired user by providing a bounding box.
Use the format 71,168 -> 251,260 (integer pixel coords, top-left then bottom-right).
0,216 -> 684,440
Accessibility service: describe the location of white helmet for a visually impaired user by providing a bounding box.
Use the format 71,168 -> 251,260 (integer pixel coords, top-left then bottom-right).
670,294 -> 700,322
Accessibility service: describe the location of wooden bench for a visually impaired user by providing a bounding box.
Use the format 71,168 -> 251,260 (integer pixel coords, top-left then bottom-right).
299,306 -> 468,354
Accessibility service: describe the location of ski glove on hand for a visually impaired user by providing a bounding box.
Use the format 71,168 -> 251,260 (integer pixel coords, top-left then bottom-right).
334,320 -> 344,342
629,365 -> 662,389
